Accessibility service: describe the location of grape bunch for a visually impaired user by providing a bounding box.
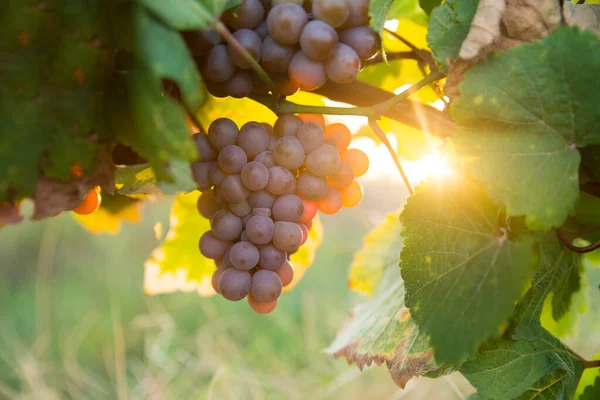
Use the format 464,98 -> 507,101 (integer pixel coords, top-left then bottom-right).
193,114 -> 369,313
184,0 -> 380,98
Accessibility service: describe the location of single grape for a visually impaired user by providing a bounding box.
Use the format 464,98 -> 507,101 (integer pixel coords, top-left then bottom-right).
183,29 -> 221,56
296,171 -> 329,200
212,265 -> 230,293
222,0 -> 265,30
274,136 -> 305,170
260,36 -> 297,73
289,51 -> 327,90
327,161 -> 354,189
197,191 -> 222,219
254,20 -> 269,40
298,199 -> 318,224
325,44 -> 361,84
258,244 -> 287,270
312,0 -> 349,28
324,123 -> 352,152
316,187 -> 343,214
298,114 -> 326,130
229,200 -> 252,217
277,260 -> 294,287
245,215 -> 275,245
221,174 -> 250,203
341,0 -> 369,28
218,268 -> 251,301
299,20 -> 338,60
228,29 -> 262,69
268,136 -> 278,151
241,161 -> 270,191
251,269 -> 283,302
252,207 -> 271,217
340,180 -> 363,207
266,3 -> 308,45
191,161 -> 214,190
224,71 -> 254,99
273,221 -> 303,253
213,186 -> 226,205
274,114 -> 303,137
248,293 -> 278,314
209,163 -> 228,186
266,166 -> 295,195
218,145 -> 247,174
304,218 -> 313,231
272,194 -> 304,222
229,241 -> 260,270
205,80 -> 229,98
222,245 -> 235,269
238,122 -> 270,159
339,26 -> 380,60
192,132 -> 217,162
254,150 -> 276,168
248,190 -> 277,208
296,122 -> 325,154
299,223 -> 308,245
261,123 -> 274,136
341,148 -> 369,177
211,209 -> 243,241
208,118 -> 239,151
201,45 -> 235,83
305,144 -> 341,177
199,231 -> 231,259
273,75 -> 300,96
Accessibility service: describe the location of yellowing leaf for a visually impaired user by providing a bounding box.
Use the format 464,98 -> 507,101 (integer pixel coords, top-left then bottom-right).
144,191 -> 215,297
286,214 -> 323,291
198,96 -> 277,128
72,203 -> 142,235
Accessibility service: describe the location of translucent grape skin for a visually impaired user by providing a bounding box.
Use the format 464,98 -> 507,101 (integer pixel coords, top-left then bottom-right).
277,260 -> 294,287
258,244 -> 287,270
273,75 -> 300,96
201,45 -> 235,83
212,265 -> 230,293
289,51 -> 327,90
248,190 -> 277,209
317,187 -> 343,214
248,293 -> 278,314
191,161 -> 213,190
273,221 -> 303,253
266,166 -> 295,195
298,199 -> 318,224
254,150 -> 276,168
305,144 -> 341,177
327,161 -> 354,189
245,215 -> 275,245
341,148 -> 369,177
241,161 -> 270,191
192,132 -> 217,161
229,241 -> 260,270
340,179 -> 363,208
251,269 -> 283,302
274,114 -> 303,138
296,171 -> 329,200
221,174 -> 250,203
325,44 -> 361,84
299,20 -> 338,61
312,0 -> 349,28
209,164 -> 228,186
208,118 -> 239,151
210,209 -> 244,241
222,0 -> 265,30
271,194 -> 304,222
341,0 -> 370,29
224,71 -> 254,99
266,3 -> 308,45
218,268 -> 252,301
298,114 -> 326,130
197,191 -> 222,219
229,200 -> 252,217
199,231 -> 232,259
253,207 -> 271,217
339,26 -> 380,60
296,122 -> 325,154
299,223 -> 308,245
274,136 -> 305,170
238,122 -> 270,159
260,36 -> 297,73
218,145 -> 247,174
324,123 -> 352,152
228,29 -> 262,69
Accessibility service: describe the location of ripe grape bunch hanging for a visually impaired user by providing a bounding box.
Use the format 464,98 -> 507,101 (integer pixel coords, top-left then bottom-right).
195,115 -> 368,313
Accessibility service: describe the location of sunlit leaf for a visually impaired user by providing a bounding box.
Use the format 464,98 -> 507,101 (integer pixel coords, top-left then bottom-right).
580,376 -> 600,400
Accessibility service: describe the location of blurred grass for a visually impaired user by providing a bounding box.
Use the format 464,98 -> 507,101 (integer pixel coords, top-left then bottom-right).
0,179 -> 473,400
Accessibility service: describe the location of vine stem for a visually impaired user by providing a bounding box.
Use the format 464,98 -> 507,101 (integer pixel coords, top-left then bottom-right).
213,21 -> 280,97
557,228 -> 600,253
583,359 -> 600,369
368,118 -> 414,196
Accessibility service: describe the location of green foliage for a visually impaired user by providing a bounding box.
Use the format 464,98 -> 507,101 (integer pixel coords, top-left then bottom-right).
369,0 -> 427,36
580,375 -> 600,400
400,176 -> 537,364
114,161 -> 197,196
427,0 -> 478,70
419,0 -> 443,15
141,0 -> 239,30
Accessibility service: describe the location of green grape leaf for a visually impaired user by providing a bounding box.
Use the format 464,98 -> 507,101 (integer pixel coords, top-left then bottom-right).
427,0 -> 478,70
513,232 -> 582,341
574,192 -> 600,228
348,210 -> 404,295
141,0 -> 239,31
581,376 -> 600,400
327,266 -> 452,389
144,191 -> 215,296
370,0 -> 427,35
461,328 -> 583,400
419,0 -> 443,15
451,27 -> 600,230
517,368 -> 581,400
400,176 -> 537,364
114,161 -> 197,196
